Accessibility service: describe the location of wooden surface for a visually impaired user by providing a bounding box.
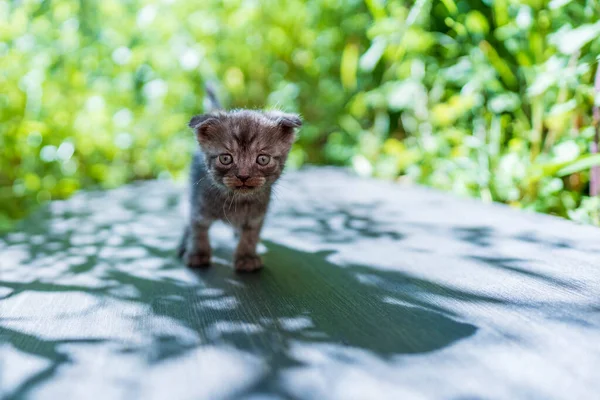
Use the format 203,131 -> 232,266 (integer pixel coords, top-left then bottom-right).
1,168 -> 600,399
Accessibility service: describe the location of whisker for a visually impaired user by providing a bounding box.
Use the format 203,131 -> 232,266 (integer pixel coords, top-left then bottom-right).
271,190 -> 280,203
228,190 -> 236,212
272,181 -> 291,196
229,192 -> 237,215
193,176 -> 209,186
222,193 -> 233,225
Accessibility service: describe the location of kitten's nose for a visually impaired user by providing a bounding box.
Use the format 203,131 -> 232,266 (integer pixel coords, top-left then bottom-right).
237,174 -> 249,182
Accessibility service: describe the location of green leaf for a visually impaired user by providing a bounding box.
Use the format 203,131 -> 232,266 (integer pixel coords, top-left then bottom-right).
550,22 -> 600,55
465,11 -> 489,35
549,0 -> 574,9
489,93 -> 521,113
341,42 -> 359,91
557,154 -> 600,176
359,37 -> 385,72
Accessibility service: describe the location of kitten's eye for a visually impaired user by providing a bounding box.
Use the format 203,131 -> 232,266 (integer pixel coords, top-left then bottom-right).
256,155 -> 271,166
219,154 -> 233,165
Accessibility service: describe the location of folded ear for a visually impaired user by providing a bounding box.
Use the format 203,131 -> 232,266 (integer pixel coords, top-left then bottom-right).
188,114 -> 220,143
265,111 -> 303,129
189,114 -> 217,129
278,114 -> 302,128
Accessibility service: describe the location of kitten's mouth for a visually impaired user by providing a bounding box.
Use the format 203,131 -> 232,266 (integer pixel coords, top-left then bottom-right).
222,177 -> 266,192
234,184 -> 260,191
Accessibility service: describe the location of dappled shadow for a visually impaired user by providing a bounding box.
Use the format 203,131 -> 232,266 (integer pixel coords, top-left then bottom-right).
0,184 -> 483,397
511,232 -> 574,250
0,326 -> 107,400
452,226 -> 495,248
469,256 -> 581,290
274,202 -> 405,244
1,238 -> 479,397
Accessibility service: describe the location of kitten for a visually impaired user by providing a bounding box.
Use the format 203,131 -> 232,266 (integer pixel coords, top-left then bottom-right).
177,87 -> 302,272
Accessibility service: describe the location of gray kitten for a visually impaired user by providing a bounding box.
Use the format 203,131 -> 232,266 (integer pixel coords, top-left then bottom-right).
178,89 -> 302,272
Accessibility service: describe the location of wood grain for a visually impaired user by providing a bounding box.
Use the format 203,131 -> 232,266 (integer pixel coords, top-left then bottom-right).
1,168 -> 599,399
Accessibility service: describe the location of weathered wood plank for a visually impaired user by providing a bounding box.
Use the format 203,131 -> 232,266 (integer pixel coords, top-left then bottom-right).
1,168 -> 599,399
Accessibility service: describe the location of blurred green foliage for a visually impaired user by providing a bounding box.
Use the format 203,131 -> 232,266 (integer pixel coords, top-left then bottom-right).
1,0 -> 600,231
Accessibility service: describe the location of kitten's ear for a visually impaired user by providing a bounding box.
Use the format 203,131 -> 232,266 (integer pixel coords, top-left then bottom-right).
265,111 -> 303,129
269,112 -> 302,146
189,114 -> 217,129
277,114 -> 302,128
188,114 -> 219,143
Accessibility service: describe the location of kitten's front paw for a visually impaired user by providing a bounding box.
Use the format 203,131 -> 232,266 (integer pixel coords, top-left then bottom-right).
184,250 -> 211,269
235,254 -> 263,273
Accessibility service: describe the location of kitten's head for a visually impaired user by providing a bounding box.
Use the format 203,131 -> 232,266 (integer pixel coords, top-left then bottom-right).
189,110 -> 302,194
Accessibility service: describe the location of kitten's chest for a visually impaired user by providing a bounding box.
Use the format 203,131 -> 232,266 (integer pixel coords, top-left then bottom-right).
215,197 -> 268,227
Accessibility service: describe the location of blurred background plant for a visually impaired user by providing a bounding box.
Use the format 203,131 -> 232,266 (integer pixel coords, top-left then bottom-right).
1,0 -> 599,231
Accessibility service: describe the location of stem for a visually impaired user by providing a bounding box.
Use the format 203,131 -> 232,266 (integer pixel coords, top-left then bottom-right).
530,97 -> 543,162
591,66 -> 600,197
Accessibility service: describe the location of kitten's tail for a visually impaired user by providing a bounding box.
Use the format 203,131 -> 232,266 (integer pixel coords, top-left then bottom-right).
203,81 -> 222,112
177,225 -> 189,259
